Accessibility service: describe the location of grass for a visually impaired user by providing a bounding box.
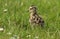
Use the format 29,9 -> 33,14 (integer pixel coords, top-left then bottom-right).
0,0 -> 60,39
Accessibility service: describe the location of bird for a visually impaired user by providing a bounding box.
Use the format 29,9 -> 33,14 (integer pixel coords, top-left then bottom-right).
28,5 -> 44,27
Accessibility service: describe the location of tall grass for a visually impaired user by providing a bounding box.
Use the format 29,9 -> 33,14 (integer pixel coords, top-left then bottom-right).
0,0 -> 60,39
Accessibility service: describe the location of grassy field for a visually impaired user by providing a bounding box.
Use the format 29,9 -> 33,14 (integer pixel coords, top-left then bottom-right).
0,0 -> 60,39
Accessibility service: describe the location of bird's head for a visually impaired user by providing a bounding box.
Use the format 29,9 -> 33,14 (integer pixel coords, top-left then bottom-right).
29,5 -> 37,13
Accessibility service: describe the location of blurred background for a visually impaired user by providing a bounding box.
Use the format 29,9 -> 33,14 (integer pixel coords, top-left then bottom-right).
0,0 -> 60,39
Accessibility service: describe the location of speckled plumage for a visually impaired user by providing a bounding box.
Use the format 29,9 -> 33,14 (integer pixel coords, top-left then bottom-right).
29,5 -> 44,27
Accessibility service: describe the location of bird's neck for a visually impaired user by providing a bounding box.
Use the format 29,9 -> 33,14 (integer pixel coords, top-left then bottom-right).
30,11 -> 37,16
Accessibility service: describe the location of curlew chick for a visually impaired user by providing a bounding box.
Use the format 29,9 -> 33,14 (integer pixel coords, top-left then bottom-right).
29,5 -> 44,27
